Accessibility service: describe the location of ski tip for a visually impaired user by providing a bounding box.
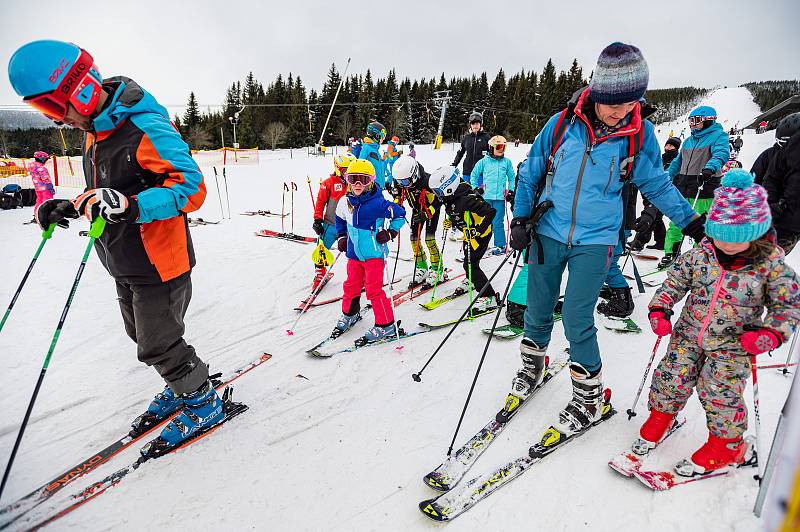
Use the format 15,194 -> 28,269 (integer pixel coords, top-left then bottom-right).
395,345 -> 404,351
286,330 -> 294,336
419,500 -> 448,521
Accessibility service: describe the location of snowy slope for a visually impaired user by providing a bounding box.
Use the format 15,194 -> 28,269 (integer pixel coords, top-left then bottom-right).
0,88 -> 794,531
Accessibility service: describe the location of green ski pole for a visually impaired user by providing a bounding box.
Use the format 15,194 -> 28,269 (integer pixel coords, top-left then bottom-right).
0,224 -> 56,334
0,218 -> 105,501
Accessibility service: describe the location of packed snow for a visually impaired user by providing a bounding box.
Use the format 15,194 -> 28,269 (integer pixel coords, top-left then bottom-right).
0,87 -> 795,531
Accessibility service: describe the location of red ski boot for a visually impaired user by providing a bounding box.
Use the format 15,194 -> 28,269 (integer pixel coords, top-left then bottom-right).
675,434 -> 748,477
311,266 -> 327,291
632,409 -> 676,456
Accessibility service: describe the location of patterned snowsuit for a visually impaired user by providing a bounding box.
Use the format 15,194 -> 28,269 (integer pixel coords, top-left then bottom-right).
648,238 -> 800,438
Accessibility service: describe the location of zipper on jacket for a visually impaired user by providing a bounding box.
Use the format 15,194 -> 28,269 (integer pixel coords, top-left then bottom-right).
566,144 -> 593,248
697,271 -> 727,346
603,156 -> 616,196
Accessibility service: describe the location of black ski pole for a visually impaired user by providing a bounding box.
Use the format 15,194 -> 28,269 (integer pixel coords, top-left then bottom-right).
627,335 -> 662,420
412,256 -> 510,382
212,166 -> 224,220
0,218 -> 106,501
223,167 -> 231,219
445,250 -> 522,456
0,224 -> 56,334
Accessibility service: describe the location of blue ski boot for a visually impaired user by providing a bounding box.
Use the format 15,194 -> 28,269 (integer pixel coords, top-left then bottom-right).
130,385 -> 184,437
145,381 -> 224,454
355,322 -> 398,346
332,312 -> 362,339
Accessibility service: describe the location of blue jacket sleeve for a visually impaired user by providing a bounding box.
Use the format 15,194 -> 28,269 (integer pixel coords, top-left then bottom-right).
512,113 -> 558,219
385,200 -> 406,232
469,157 -> 485,187
667,150 -> 682,178
705,131 -> 731,173
131,112 -> 206,223
633,125 -> 696,228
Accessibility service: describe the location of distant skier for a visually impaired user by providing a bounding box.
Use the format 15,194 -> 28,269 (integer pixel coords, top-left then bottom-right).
312,153 -> 355,287
763,112 -> 800,253
733,135 -> 743,152
408,142 -> 417,159
356,121 -> 388,189
383,135 -> 402,182
429,165 -> 499,307
9,39 -> 226,452
638,169 -> 800,477
333,159 -> 406,344
659,106 -> 730,269
391,155 -> 446,288
469,135 -> 516,255
758,120 -> 768,134
28,150 -> 55,222
452,111 -> 491,178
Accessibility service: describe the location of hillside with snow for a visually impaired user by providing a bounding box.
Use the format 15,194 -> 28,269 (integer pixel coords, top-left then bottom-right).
0,87 -> 795,531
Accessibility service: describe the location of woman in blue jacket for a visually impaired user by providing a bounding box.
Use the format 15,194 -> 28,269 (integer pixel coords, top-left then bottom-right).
508,43 -> 706,443
470,135 -> 516,254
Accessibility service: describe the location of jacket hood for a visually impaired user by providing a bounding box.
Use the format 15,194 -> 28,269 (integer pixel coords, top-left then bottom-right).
92,77 -> 170,134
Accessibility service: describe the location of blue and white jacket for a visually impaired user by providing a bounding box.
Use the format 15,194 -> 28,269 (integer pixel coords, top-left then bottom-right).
335,186 -> 406,261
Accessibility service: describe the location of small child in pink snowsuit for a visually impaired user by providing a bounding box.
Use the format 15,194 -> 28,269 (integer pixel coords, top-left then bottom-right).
637,169 -> 800,478
29,151 -> 55,212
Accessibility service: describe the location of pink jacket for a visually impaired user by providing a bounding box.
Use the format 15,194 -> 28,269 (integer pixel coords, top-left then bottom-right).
29,161 -> 54,192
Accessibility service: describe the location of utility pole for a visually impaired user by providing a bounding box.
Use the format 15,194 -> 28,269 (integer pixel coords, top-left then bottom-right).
433,90 -> 451,150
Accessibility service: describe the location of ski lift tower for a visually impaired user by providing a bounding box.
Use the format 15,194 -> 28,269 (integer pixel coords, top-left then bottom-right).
433,90 -> 451,150
228,105 -> 246,162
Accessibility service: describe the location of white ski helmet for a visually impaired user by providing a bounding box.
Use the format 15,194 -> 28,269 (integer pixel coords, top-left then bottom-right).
428,166 -> 462,198
391,155 -> 419,187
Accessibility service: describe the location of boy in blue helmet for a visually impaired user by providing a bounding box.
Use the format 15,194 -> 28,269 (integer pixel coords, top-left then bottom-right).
659,105 -> 730,268
8,40 -> 228,454
358,121 -> 388,189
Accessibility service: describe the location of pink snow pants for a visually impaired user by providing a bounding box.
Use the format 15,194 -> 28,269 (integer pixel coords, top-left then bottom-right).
34,189 -> 53,212
342,258 -> 394,326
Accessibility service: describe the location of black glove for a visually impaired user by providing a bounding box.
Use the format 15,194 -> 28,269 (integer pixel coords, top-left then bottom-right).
73,188 -> 139,223
633,207 -> 657,233
35,198 -> 79,230
376,229 -> 398,244
475,187 -> 484,196
312,219 -> 324,236
336,235 -> 348,252
682,214 -> 706,243
509,217 -> 531,251
700,168 -> 714,186
505,190 -> 515,205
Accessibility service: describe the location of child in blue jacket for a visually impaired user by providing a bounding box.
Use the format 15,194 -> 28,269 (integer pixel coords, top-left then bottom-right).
470,135 -> 516,253
333,159 -> 406,345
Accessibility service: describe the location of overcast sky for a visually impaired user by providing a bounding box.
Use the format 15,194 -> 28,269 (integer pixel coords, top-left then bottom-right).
1,0 -> 798,113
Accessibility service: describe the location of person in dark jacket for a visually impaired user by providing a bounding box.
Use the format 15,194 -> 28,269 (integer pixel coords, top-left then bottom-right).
428,165 -> 498,306
452,111 -> 491,178
9,40 -> 226,451
629,136 -> 681,251
753,112 -> 799,185
764,113 -> 800,254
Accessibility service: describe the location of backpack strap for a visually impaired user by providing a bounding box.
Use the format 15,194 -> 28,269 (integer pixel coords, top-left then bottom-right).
546,108 -> 573,173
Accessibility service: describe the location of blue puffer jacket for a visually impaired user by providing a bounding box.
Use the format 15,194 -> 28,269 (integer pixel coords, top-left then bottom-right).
335,186 -> 406,261
667,121 -> 730,199
469,155 -> 516,200
358,137 -> 387,189
514,88 -> 696,247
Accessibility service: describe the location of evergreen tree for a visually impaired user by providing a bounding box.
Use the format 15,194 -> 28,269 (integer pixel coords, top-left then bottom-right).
183,92 -> 201,131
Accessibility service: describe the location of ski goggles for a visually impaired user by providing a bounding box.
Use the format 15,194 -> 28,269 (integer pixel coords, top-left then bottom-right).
492,143 -> 506,152
345,172 -> 374,186
24,92 -> 69,122
688,115 -> 715,127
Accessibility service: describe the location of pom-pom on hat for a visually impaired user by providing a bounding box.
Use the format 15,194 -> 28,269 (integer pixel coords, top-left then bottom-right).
589,42 -> 649,105
705,169 -> 772,243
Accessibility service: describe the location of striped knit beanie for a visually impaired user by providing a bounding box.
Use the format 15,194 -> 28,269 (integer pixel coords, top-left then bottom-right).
705,169 -> 772,243
589,42 -> 649,105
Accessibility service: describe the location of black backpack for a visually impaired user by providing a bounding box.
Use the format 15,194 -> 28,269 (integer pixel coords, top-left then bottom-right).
21,188 -> 37,207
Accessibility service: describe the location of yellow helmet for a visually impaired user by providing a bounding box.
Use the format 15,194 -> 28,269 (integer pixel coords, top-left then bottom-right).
334,153 -> 356,176
345,159 -> 376,186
